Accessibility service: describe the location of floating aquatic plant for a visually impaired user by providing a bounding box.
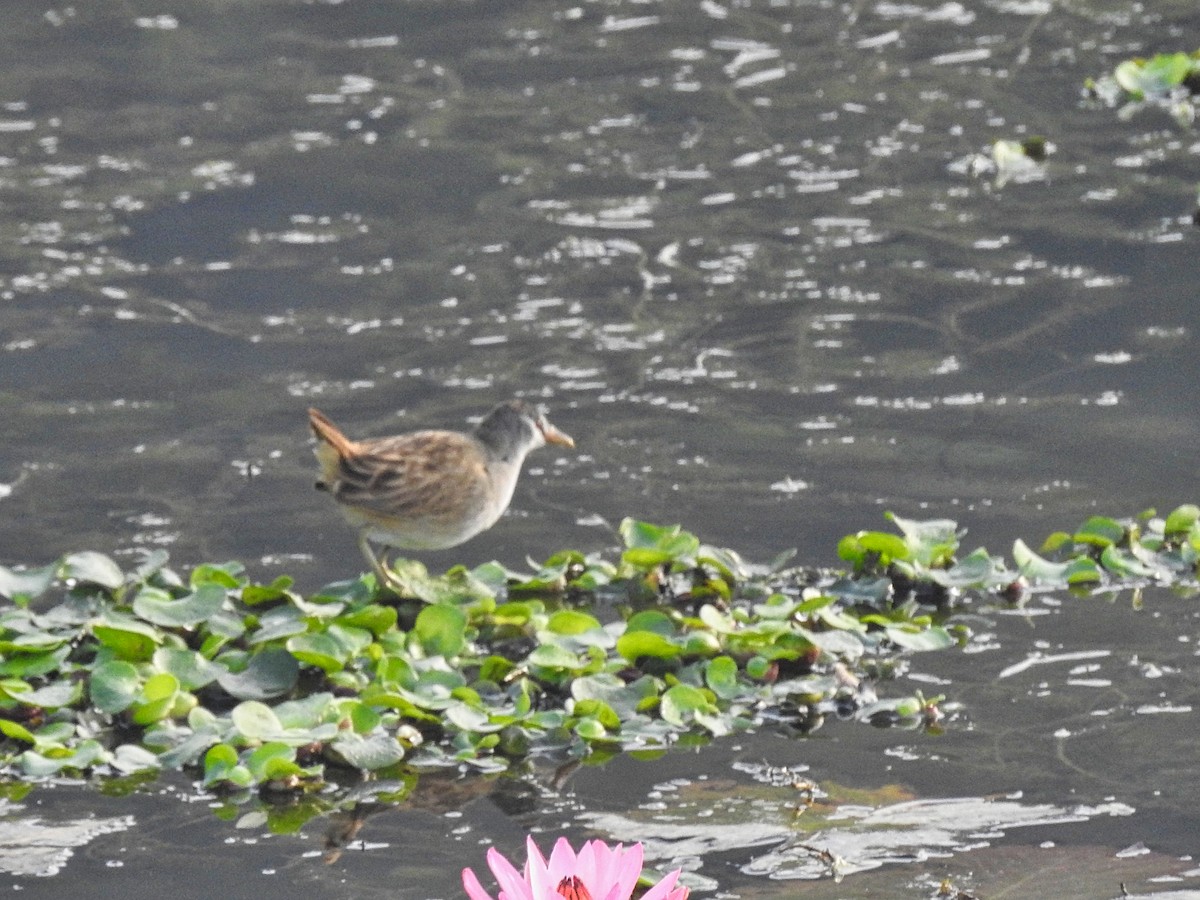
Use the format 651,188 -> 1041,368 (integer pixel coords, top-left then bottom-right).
0,507 -> 1196,808
1085,50 -> 1200,125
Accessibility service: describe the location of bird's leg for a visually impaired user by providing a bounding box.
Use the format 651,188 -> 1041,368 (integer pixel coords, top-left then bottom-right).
357,532 -> 405,595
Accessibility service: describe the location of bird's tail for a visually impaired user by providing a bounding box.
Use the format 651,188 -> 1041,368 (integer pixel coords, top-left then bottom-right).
308,408 -> 356,456
308,408 -> 356,489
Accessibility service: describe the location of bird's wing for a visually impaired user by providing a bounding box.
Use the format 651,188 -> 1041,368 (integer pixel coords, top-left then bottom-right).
330,430 -> 489,521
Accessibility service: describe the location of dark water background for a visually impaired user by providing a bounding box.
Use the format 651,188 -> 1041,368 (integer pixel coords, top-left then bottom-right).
1,0 -> 1198,896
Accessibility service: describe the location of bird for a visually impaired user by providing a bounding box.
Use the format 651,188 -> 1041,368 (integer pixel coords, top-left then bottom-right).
308,399 -> 574,593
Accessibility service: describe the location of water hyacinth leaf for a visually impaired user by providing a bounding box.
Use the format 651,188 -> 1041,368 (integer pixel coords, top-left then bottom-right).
156,729 -> 222,770
203,743 -> 253,788
698,603 -> 738,633
273,693 -> 336,730
336,603 -> 397,637
571,698 -> 621,730
0,630 -> 70,654
883,624 -> 956,651
189,562 -> 244,589
133,583 -> 228,629
204,608 -> 248,641
1065,557 -> 1103,585
1114,52 -> 1194,98
110,744 -> 161,774
61,551 -> 124,592
414,604 -> 467,658
152,647 -> 225,690
345,701 -> 381,734
0,563 -> 56,602
15,680 -> 82,710
217,648 -> 299,700
1074,516 -> 1125,549
444,702 -> 506,734
705,656 -> 740,699
130,673 -> 181,726
887,513 -> 960,566
616,630 -> 680,662
546,609 -> 602,635
1163,504 -> 1200,536
250,604 -> 309,644
0,719 -> 36,744
572,673 -> 660,719
619,518 -> 700,568
286,632 -> 348,674
330,732 -> 406,770
838,531 -> 910,568
90,660 -> 142,714
20,740 -> 108,777
92,616 -> 162,661
625,609 -> 676,635
0,678 -> 31,702
1099,545 -> 1159,579
1013,539 -> 1071,583
231,701 -> 284,740
660,684 -> 717,726
527,644 -> 584,672
745,656 -> 773,680
0,646 -> 71,680
245,742 -> 298,782
239,575 -> 296,606
574,716 -> 609,740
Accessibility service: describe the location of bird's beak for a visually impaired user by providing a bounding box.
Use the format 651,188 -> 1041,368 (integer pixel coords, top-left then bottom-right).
540,420 -> 575,449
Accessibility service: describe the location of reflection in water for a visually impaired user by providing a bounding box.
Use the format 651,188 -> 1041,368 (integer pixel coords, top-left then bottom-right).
0,803 -> 133,877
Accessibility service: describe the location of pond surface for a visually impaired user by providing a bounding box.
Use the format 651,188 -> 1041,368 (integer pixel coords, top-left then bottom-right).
1,0 -> 1198,896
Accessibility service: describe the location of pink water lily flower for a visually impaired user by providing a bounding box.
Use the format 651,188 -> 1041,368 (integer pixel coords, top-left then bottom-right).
462,836 -> 689,900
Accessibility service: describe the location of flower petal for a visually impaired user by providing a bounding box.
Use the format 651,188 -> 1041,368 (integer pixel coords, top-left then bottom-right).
488,846 -> 534,900
524,836 -> 555,897
636,868 -> 689,900
462,866 -> 496,900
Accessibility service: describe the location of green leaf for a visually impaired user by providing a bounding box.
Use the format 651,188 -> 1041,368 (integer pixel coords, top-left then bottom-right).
546,609 -> 602,635
705,656 -> 740,699
1074,516 -> 1125,549
886,513 -> 960,566
616,631 -> 680,662
1164,504 -> 1200,536
660,684 -> 716,726
414,604 -> 467,658
152,647 -> 225,690
217,648 -> 299,700
130,673 -> 181,726
619,519 -> 700,568
884,624 -> 956,651
90,660 -> 142,714
20,740 -> 107,776
133,583 -> 229,629
287,632 -> 349,674
231,701 -> 284,740
329,732 -> 406,770
15,680 -> 82,709
527,644 -> 583,671
91,615 -> 162,662
203,743 -> 253,788
240,575 -> 296,606
1114,52 -> 1193,97
0,719 -> 37,744
61,552 -> 124,591
0,563 -> 56,601
110,743 -> 162,774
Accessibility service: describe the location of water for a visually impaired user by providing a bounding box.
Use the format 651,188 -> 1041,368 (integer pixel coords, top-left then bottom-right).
1,0 -> 1199,895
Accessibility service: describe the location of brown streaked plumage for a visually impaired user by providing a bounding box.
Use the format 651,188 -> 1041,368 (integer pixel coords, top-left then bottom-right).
308,400 -> 574,593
